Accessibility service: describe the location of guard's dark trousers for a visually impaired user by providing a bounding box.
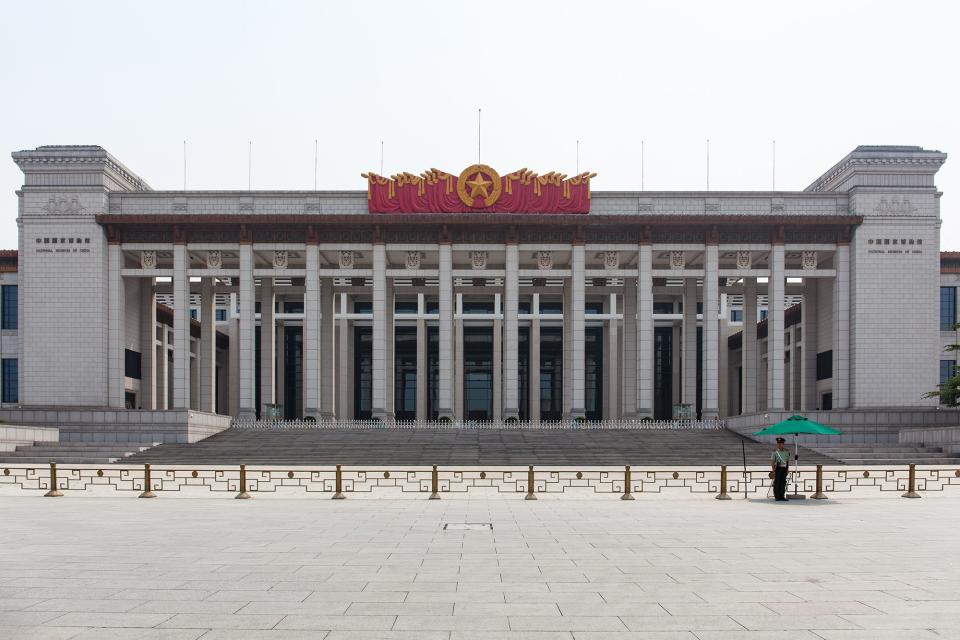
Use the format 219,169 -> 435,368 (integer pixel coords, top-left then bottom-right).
774,466 -> 789,500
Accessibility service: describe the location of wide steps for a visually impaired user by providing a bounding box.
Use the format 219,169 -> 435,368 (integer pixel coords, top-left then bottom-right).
0,441 -> 160,465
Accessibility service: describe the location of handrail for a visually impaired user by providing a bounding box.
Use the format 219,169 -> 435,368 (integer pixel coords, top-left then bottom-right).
229,418 -> 726,430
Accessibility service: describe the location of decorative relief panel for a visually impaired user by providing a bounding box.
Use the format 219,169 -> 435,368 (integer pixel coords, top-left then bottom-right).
801,251 -> 818,270
41,197 -> 86,215
339,250 -> 356,269
784,229 -> 837,244
140,250 -> 157,269
874,197 -> 916,216
669,251 -> 685,270
735,250 -> 751,269
405,251 -> 422,270
470,251 -> 488,270
719,230 -> 769,244
272,250 -> 289,269
536,251 -> 553,270
603,250 -> 619,269
206,250 -> 223,269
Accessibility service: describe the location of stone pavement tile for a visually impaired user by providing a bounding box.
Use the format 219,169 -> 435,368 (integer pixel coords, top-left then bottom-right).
170,632 -> 326,640
27,599 -> 147,613
599,591 -> 705,604
69,630 -> 206,640
454,603 -> 562,616
695,591 -> 804,603
690,633 -> 823,640
130,600 -> 248,614
838,613 -> 960,629
157,613 -> 285,629
270,580 -> 364,591
392,614 -> 510,631
452,633 -> 576,640
304,591 -> 407,603
109,589 -> 215,602
0,626 -> 86,640
175,580 -> 278,591
346,602 -> 454,616
18,587 -> 123,600
0,610 -> 73,625
44,612 -> 174,628
364,581 -> 455,592
325,633 -> 449,640
508,616 -> 629,631
206,590 -> 311,602
238,601 -> 351,615
760,602 -> 881,615
407,591 -> 506,603
276,614 -> 397,630
782,590 -> 904,603
620,615 -> 744,631
731,614 -> 862,630
506,592 -> 604,604
0,597 -> 47,610
557,603 -> 667,617
659,603 -> 774,616
813,631 -> 943,640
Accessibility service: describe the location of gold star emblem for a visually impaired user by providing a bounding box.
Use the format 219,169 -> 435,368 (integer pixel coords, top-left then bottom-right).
457,164 -> 502,208
466,172 -> 493,198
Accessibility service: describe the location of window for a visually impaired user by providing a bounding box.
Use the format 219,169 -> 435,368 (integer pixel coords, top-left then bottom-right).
585,301 -> 604,315
696,302 -> 703,315
816,350 -> 832,381
283,300 -> 304,314
461,299 -> 494,314
653,302 -> 674,315
1,285 -> 16,330
940,360 -> 956,385
760,309 -> 768,320
124,349 -> 142,380
518,300 -> 531,314
394,299 -> 418,314
941,287 -> 956,330
1,358 -> 16,403
353,300 -> 372,314
215,309 -> 227,322
729,309 -> 743,322
425,297 -> 439,314
539,300 -> 563,314
190,309 -> 198,320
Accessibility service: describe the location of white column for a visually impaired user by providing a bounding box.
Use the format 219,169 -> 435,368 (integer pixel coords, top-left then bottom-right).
767,244 -> 786,410
320,278 -> 336,418
637,246 -> 654,417
571,244 -> 586,418
416,294 -> 427,420
743,278 -> 758,414
454,294 -> 464,419
159,325 -> 170,410
337,294 -> 350,418
437,244 -> 454,418
107,244 -> 125,408
605,295 -> 619,419
562,279 -> 572,417
260,276 -> 275,415
384,278 -> 395,419
529,295 -> 541,422
621,276 -> 638,416
832,245 -> 851,408
139,278 -> 156,410
172,243 -> 190,409
303,246 -> 320,418
503,243 -> 520,419
802,278 -> 819,410
493,296 -> 502,421
682,278 -> 698,409
228,316 -> 239,416
702,245 -> 720,418
238,244 -> 256,418
371,243 -> 387,418
199,278 -> 216,412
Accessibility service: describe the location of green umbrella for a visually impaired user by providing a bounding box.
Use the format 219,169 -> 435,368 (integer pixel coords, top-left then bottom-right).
755,415 -> 842,497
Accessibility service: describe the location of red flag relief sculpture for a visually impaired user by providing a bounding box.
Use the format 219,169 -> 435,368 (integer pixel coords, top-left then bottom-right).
362,164 -> 596,213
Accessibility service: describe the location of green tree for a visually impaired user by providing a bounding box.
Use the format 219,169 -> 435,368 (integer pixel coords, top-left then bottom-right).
926,332 -> 960,405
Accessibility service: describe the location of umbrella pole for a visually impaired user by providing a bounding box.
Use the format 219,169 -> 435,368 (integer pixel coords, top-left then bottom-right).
794,433 -> 799,497
741,439 -> 747,500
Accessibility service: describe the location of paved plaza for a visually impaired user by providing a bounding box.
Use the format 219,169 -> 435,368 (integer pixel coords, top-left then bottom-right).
0,496 -> 958,639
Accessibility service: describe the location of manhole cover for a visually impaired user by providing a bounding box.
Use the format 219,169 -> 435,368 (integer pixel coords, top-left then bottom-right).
443,523 -> 492,531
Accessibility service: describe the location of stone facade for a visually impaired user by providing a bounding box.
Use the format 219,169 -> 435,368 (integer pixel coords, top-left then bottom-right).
8,144 -> 948,420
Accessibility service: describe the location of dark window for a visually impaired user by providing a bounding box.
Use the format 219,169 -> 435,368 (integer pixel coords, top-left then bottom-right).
283,326 -> 303,419
940,360 -> 956,385
540,327 -> 563,419
941,287 -> 956,330
284,300 -> 304,314
539,299 -> 563,314
821,392 -> 832,410
653,302 -> 674,315
255,301 -> 261,314
425,297 -> 439,314
760,309 -> 768,320
518,300 -> 531,314
1,358 -> 16,403
353,300 -> 372,314
394,299 -> 418,314
462,299 -> 494,314
585,301 -> 604,315
353,326 -> 372,419
215,309 -> 227,322
584,326 -> 603,419
816,350 -> 832,381
1,285 -> 17,330
696,302 -> 703,315
653,326 -> 673,419
730,309 -> 743,322
463,326 -> 493,419
124,349 -> 142,380
190,309 -> 198,320
394,327 -> 417,420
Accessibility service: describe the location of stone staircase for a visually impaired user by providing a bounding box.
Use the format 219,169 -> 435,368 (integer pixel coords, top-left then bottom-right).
127,427 -> 841,466
0,441 -> 161,465
806,443 -> 960,466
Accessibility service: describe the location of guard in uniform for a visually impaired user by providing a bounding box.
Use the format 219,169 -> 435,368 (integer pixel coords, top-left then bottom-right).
771,437 -> 790,501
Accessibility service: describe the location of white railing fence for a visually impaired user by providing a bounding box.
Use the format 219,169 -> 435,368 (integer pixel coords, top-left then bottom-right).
229,418 -> 726,431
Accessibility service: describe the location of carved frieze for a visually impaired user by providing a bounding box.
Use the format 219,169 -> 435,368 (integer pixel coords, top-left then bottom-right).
801,250 -> 818,270
206,250 -> 223,269
405,251 -> 422,270
874,197 -> 916,216
470,251 -> 488,270
140,250 -> 157,269
41,197 -> 86,215
339,250 -> 355,269
669,250 -> 685,270
603,250 -> 619,269
272,250 -> 289,269
735,250 -> 751,269
535,251 -> 553,270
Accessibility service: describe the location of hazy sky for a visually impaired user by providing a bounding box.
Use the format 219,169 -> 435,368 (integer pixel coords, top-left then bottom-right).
1,1 -> 956,248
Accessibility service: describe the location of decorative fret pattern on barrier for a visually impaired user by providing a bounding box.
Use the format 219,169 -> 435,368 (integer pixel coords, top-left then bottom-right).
2,464 -> 959,498
229,419 -> 726,431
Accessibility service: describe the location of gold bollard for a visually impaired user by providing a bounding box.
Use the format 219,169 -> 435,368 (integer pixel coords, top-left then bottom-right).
236,464 -> 251,499
525,465 -> 537,500
44,462 -> 63,497
715,465 -> 731,500
902,463 -> 921,499
332,464 -> 346,500
621,465 -> 635,500
429,464 -> 440,500
812,464 -> 827,500
139,463 -> 156,498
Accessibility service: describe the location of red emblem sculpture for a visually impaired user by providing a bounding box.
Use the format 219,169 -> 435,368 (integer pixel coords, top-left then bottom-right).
362,165 -> 596,213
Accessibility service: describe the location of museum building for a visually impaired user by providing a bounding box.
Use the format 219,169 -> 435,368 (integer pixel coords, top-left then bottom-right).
4,144 -> 947,421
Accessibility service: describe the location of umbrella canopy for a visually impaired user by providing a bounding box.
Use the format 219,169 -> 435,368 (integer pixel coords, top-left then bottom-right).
755,415 -> 842,436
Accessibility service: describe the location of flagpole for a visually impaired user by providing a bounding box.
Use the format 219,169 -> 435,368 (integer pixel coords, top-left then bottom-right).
477,108 -> 481,164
